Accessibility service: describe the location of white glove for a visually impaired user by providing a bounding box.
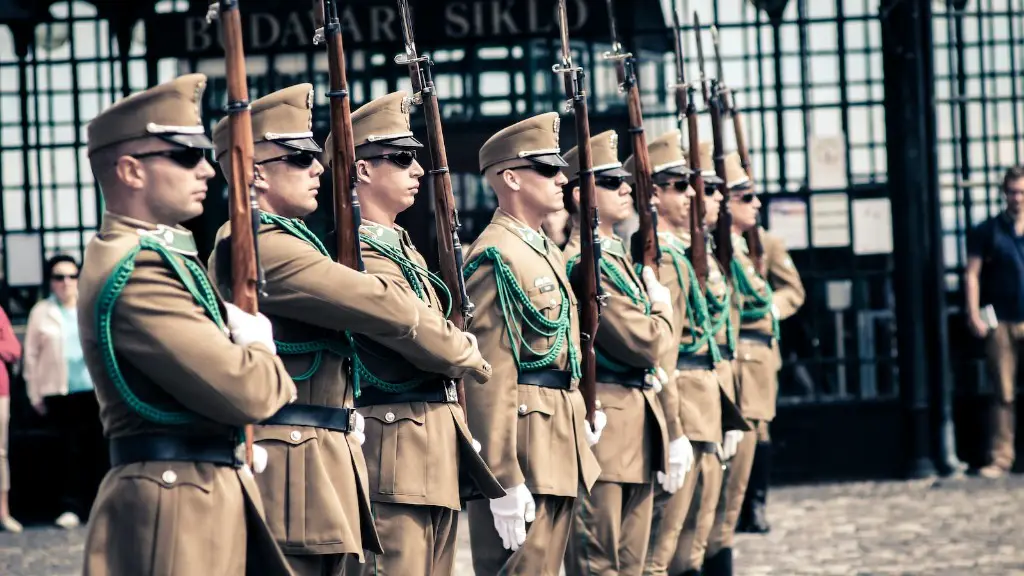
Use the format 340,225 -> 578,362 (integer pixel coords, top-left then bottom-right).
224,302 -> 276,354
644,366 -> 669,394
584,409 -> 607,447
771,302 -> 781,319
723,430 -> 744,460
657,435 -> 694,494
472,438 -> 482,453
642,266 -> 672,309
350,411 -> 366,446
252,444 -> 268,474
489,483 -> 536,551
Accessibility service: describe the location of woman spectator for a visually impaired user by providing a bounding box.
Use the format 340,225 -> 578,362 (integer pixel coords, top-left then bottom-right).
25,254 -> 105,529
0,303 -> 22,532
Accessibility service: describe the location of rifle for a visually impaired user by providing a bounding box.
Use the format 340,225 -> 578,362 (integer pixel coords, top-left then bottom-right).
602,0 -> 659,273
671,2 -> 708,292
394,0 -> 472,412
209,0 -> 264,467
696,15 -> 733,277
314,0 -> 363,270
712,25 -> 763,273
554,0 -> 601,424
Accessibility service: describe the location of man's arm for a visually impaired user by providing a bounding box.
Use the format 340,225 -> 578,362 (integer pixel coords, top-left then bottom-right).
964,255 -> 989,337
763,230 -> 805,319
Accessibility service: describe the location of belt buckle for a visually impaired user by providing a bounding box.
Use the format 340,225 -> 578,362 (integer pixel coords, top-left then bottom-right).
444,380 -> 458,403
347,409 -> 357,433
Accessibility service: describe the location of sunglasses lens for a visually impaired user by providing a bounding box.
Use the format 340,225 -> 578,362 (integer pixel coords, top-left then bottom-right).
743,193 -> 757,203
285,152 -> 317,169
596,177 -> 625,190
168,148 -> 206,169
673,180 -> 689,191
389,151 -> 417,168
535,164 -> 562,178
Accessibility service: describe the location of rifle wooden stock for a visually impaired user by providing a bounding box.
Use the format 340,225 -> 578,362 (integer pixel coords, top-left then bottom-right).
626,83 -> 659,273
686,107 -> 709,293
557,0 -> 599,425
219,0 -> 257,467
709,94 -> 733,275
731,109 -> 764,272
321,0 -> 362,270
396,0 -> 470,412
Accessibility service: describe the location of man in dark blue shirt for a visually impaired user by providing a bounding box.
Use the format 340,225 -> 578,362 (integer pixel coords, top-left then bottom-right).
965,166 -> 1024,478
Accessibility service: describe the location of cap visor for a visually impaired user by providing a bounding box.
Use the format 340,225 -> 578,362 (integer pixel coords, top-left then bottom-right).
529,153 -> 568,167
378,135 -> 423,149
729,180 -> 754,192
597,166 -> 631,178
276,137 -> 323,153
159,133 -> 214,150
703,175 -> 725,186
655,165 -> 693,179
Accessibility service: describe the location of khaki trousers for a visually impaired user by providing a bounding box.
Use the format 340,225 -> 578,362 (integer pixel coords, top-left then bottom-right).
985,322 -> 1022,470
345,503 -> 458,576
668,451 -> 724,574
706,420 -> 767,557
564,481 -> 654,576
469,494 -> 575,576
287,553 -> 347,576
643,451 -> 701,576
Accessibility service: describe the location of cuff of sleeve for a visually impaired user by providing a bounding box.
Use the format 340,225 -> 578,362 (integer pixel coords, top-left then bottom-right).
664,415 -> 685,442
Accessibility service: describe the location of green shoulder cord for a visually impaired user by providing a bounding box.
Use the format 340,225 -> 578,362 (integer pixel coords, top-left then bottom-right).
465,247 -> 581,380
704,276 -> 736,358
731,257 -> 780,341
661,243 -> 722,363
350,231 -> 454,395
259,212 -> 361,393
95,237 -> 224,424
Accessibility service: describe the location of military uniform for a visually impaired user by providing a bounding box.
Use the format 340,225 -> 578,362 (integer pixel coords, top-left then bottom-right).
560,131 -> 673,576
465,113 -> 601,576
207,84 -> 449,575
705,153 -> 804,575
329,91 -> 504,576
79,75 -> 296,576
630,135 -> 744,576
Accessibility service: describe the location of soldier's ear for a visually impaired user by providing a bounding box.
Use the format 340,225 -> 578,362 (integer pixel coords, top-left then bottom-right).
115,155 -> 146,191
501,168 -> 520,191
572,185 -> 581,207
355,159 -> 373,185
253,165 -> 270,191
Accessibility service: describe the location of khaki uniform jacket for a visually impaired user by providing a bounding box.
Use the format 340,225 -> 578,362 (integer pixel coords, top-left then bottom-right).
208,218 -> 429,558
355,222 -> 504,509
463,209 -> 601,498
733,228 -> 803,421
564,228 -> 671,483
656,231 -> 745,443
79,213 -> 295,576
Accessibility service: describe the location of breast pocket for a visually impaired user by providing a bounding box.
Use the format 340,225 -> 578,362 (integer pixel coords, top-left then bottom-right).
525,285 -> 563,355
365,404 -> 428,496
515,388 -> 556,482
252,426 -> 320,540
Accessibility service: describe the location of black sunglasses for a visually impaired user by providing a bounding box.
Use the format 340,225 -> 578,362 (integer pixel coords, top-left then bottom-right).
131,148 -> 208,169
51,273 -> 79,282
595,176 -> 627,190
507,164 -> 563,179
258,151 -> 318,169
366,150 -> 418,169
656,179 -> 690,192
732,189 -> 757,203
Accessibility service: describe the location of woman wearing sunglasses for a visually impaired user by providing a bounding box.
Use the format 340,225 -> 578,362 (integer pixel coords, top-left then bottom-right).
560,129 -> 676,576
24,253 -> 104,530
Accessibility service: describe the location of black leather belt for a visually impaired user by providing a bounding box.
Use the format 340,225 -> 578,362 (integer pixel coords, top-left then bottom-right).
717,343 -> 735,360
518,369 -> 572,390
262,403 -> 356,432
109,434 -> 240,468
595,366 -> 652,389
739,330 -> 774,347
677,354 -> 715,370
355,379 -> 459,407
691,440 -> 718,454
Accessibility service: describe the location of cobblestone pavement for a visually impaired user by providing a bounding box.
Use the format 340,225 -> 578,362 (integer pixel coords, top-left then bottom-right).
3,474 -> 1024,575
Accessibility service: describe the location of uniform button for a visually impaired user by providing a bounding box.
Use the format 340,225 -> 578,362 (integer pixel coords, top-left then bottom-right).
743,353 -> 751,361
163,230 -> 175,244
161,470 -> 177,484
290,430 -> 302,442
549,299 -> 558,306
518,404 -> 528,414
385,411 -> 396,423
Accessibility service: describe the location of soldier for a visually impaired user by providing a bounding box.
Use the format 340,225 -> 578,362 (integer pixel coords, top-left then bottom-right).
464,112 -> 603,575
703,152 -> 804,576
322,91 -> 504,575
560,130 -> 676,576
207,84 -> 449,575
78,74 -> 296,576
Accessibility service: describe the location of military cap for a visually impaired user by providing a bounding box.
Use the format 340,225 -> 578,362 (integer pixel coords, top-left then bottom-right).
87,73 -> 213,155
479,112 -> 567,174
212,83 -> 320,163
692,141 -> 724,186
324,91 -> 423,165
563,130 -> 631,184
724,151 -> 752,190
623,130 -> 690,184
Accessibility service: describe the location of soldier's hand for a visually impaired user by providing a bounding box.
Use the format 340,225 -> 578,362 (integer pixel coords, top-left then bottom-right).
489,483 -> 535,551
644,367 -> 669,394
224,302 -> 277,354
968,314 -> 991,339
252,444 -> 268,474
658,435 -> 694,494
584,409 -> 607,447
641,266 -> 672,310
351,411 -> 366,446
723,430 -> 744,460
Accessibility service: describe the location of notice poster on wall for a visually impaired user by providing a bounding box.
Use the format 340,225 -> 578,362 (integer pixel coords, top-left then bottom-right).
6,233 -> 43,287
852,198 -> 894,255
810,193 -> 851,248
767,197 -> 809,250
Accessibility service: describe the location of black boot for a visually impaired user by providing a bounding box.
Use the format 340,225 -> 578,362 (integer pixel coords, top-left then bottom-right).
737,441 -> 772,534
701,548 -> 733,576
